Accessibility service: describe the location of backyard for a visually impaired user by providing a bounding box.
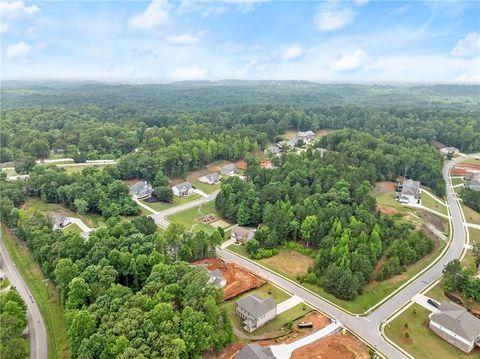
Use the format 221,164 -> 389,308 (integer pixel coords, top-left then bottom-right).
168,200 -> 230,233
420,191 -> 448,216
385,304 -> 480,359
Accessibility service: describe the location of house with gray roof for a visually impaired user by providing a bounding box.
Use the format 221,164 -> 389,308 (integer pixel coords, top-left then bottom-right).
235,343 -> 276,359
440,147 -> 459,157
208,269 -> 227,288
172,182 -> 194,197
465,173 -> 480,191
297,130 -> 315,144
221,164 -> 237,176
129,181 -> 154,199
429,302 -> 480,353
286,137 -> 298,148
398,179 -> 421,204
51,215 -> 71,230
236,293 -> 277,332
198,172 -> 221,185
265,145 -> 281,156
231,226 -> 255,245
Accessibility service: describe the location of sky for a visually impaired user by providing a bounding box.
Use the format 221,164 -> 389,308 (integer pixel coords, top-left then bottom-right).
1,0 -> 479,83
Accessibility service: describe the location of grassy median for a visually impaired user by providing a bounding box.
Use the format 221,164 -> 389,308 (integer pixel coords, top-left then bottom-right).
1,224 -> 70,359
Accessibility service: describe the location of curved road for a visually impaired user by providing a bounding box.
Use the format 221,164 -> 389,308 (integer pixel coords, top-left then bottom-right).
0,231 -> 48,359
217,154 -> 478,358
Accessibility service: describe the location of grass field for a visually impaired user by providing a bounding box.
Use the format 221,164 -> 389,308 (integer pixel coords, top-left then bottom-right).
192,180 -> 221,194
421,192 -> 448,216
229,240 -> 445,314
142,193 -> 202,211
259,250 -> 314,277
58,164 -> 109,174
451,177 -> 464,186
469,227 -> 480,246
1,224 -> 70,359
0,276 -> 10,290
61,223 -> 82,234
385,304 -> 479,359
1,167 -> 17,176
462,204 -> 480,225
167,201 -> 225,234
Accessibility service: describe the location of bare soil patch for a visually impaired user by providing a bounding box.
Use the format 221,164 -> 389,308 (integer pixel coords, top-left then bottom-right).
235,159 -> 247,170
451,163 -> 480,176
203,342 -> 244,359
291,332 -> 369,359
207,160 -> 233,173
316,129 -> 329,137
418,210 -> 446,232
377,206 -> 398,215
374,181 -> 397,194
192,258 -> 265,300
210,219 -> 230,229
260,250 -> 314,277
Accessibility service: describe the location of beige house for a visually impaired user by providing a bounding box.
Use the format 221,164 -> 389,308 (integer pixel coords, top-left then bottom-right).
231,226 -> 255,244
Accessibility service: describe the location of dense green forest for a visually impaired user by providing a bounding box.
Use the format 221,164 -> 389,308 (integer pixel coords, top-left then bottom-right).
215,130 -> 436,300
0,175 -> 232,358
0,288 -> 28,359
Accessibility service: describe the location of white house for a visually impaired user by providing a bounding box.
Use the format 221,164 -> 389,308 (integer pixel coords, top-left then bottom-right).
51,215 -> 71,230
398,179 -> 421,204
172,182 -> 194,197
198,173 -> 221,185
236,293 -> 277,332
297,130 -> 315,144
429,302 -> 480,353
231,226 -> 255,244
221,164 -> 237,176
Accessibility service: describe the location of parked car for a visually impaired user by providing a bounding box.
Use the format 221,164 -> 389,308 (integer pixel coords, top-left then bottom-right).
427,298 -> 439,308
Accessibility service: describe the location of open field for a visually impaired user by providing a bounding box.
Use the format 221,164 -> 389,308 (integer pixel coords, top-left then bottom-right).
421,192 -> 448,216
385,304 -> 480,358
24,198 -> 106,228
462,204 -> 480,225
1,224 -> 70,359
142,193 -> 202,211
192,258 -> 265,300
469,227 -> 480,245
259,250 -> 314,278
192,180 -> 221,194
168,200 -> 229,234
229,240 -> 445,314
291,331 -> 369,359
61,223 -> 82,234
451,177 -> 464,186
58,164 -> 109,174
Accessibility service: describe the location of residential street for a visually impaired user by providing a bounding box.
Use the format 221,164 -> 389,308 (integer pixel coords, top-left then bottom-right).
0,231 -> 48,359
217,153 -> 479,359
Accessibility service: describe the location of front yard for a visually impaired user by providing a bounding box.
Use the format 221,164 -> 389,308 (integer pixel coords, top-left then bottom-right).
142,193 -> 202,211
228,240 -> 446,314
421,192 -> 448,216
385,304 -> 479,358
462,204 -> 480,225
192,180 -> 221,194
61,223 -> 82,234
167,200 -> 229,234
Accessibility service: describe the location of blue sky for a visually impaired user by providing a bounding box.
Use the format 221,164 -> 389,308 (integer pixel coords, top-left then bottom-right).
1,0 -> 479,83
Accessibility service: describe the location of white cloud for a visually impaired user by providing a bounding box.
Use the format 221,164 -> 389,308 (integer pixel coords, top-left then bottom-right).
168,66 -> 207,80
451,32 -> 480,58
329,49 -> 371,71
0,22 -> 10,32
281,44 -> 304,61
353,0 -> 369,6
314,4 -> 355,31
0,1 -> 39,19
235,60 -> 258,78
128,0 -> 170,30
35,42 -> 47,50
165,33 -> 201,46
6,41 -> 31,59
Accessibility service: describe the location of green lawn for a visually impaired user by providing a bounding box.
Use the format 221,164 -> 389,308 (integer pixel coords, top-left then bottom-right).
0,276 -> 10,290
385,304 -> 480,358
421,192 -> 448,216
451,177 -> 464,186
61,223 -> 82,235
462,204 -> 480,225
1,167 -> 17,176
142,193 -> 202,212
228,240 -> 446,314
192,180 -> 221,194
58,164 -> 109,174
167,201 -> 226,234
1,224 -> 70,359
469,227 -> 480,246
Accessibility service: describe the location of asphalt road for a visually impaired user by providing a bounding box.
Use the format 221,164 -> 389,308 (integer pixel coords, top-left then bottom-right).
0,231 -> 48,359
218,153 -> 479,358
151,190 -> 219,228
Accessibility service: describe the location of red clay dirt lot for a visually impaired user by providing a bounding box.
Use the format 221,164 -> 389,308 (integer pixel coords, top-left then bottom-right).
450,163 -> 480,176
374,181 -> 397,193
192,258 -> 265,300
291,332 -> 370,359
